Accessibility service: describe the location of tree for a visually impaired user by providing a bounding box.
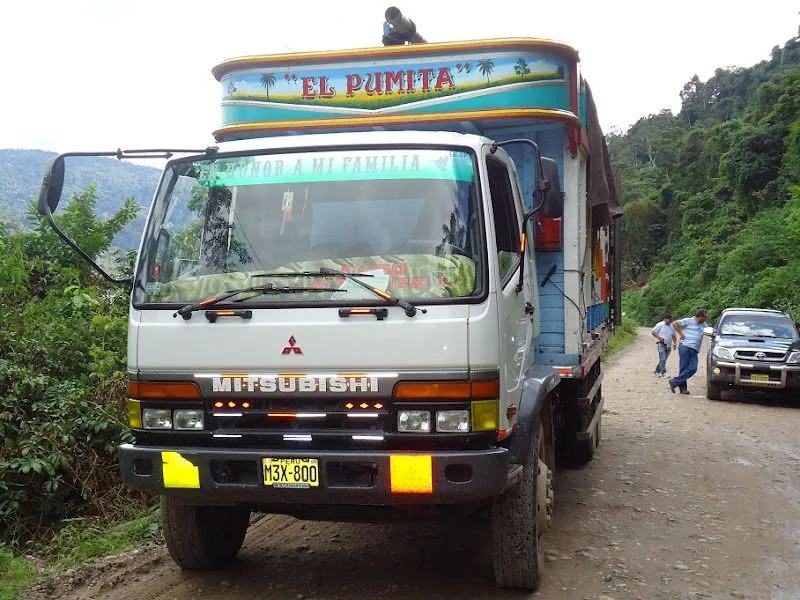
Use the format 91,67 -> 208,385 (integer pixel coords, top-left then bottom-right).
27,185 -> 139,284
260,73 -> 276,100
477,59 -> 495,84
514,58 -> 531,79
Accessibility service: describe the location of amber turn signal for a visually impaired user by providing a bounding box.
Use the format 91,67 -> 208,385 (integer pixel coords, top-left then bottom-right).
127,381 -> 202,400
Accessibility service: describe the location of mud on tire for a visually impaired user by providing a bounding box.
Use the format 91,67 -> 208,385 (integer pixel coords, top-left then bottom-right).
162,496 -> 251,570
491,420 -> 547,590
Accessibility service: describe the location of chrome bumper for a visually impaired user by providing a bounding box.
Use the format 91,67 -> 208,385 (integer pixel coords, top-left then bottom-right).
713,361 -> 800,389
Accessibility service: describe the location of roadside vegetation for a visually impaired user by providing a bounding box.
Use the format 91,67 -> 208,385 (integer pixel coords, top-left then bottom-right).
0,507 -> 161,600
610,28 -> 800,325
0,187 -> 150,595
601,315 -> 637,361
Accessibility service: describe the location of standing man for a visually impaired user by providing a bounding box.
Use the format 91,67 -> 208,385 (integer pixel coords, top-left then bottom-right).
651,314 -> 676,378
669,309 -> 708,395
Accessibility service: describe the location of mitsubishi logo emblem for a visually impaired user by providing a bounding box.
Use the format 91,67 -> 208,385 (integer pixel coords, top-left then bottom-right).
282,335 -> 303,355
755,352 -> 766,359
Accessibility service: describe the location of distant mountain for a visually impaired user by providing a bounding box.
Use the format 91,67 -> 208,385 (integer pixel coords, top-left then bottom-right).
0,149 -> 162,249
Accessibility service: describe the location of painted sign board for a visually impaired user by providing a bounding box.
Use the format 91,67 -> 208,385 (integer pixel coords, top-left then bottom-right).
212,39 -> 584,142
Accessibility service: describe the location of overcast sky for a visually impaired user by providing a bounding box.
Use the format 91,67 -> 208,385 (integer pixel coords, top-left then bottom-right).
2,0 -> 798,153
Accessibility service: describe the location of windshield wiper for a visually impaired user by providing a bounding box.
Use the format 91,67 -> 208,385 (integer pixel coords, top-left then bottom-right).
173,284 -> 336,320
254,268 -> 426,317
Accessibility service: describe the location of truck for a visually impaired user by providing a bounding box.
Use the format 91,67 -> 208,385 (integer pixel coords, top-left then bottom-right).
37,8 -> 621,591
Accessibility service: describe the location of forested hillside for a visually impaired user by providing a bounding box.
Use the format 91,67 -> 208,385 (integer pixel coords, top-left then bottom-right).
0,150 -> 160,249
611,29 -> 800,324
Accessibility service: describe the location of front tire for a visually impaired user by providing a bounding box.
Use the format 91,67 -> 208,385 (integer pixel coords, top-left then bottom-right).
706,378 -> 721,401
162,496 -> 251,570
491,420 -> 551,590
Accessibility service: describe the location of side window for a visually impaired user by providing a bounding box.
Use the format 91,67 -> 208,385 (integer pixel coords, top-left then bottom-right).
486,158 -> 521,282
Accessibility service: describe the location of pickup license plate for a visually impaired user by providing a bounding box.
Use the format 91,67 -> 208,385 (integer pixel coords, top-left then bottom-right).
262,458 -> 319,488
749,374 -> 770,382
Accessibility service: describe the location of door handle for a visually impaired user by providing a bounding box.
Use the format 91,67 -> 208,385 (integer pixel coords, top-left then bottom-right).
524,302 -> 535,315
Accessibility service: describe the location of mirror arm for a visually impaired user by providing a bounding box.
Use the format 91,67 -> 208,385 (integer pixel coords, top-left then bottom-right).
37,146 -> 218,287
42,203 -> 133,285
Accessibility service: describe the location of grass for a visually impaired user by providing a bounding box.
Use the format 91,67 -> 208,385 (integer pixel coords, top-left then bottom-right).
601,316 -> 638,362
0,546 -> 37,600
0,506 -> 161,600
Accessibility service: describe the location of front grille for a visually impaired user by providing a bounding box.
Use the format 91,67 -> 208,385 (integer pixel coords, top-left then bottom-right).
734,349 -> 787,362
200,397 -> 489,450
209,397 -> 389,433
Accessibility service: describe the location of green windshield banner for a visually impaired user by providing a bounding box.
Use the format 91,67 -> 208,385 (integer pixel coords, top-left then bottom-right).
195,149 -> 474,187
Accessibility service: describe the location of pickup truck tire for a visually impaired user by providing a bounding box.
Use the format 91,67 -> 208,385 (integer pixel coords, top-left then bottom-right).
706,378 -> 721,401
491,420 -> 546,590
162,496 -> 250,570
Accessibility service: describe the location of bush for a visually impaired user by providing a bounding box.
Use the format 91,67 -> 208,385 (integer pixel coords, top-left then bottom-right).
0,187 -> 146,548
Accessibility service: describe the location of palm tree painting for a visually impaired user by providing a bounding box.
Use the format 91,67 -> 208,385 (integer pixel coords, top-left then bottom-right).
477,59 -> 495,84
260,73 -> 277,100
226,82 -> 238,96
514,58 -> 531,79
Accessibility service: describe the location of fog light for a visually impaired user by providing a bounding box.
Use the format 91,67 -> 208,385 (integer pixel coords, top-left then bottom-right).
436,410 -> 469,432
712,367 -> 721,375
174,409 -> 204,430
398,410 -> 431,433
142,408 -> 172,430
471,399 -> 499,432
127,399 -> 142,429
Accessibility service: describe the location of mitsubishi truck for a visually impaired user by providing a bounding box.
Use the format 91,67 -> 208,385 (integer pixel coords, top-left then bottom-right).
37,8 -> 622,590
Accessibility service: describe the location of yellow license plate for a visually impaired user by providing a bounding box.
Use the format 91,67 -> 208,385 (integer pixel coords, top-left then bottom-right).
262,458 -> 319,488
749,374 -> 770,382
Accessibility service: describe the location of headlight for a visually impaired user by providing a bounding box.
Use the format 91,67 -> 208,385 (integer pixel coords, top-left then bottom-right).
142,408 -> 173,430
712,346 -> 735,361
436,410 -> 470,432
788,351 -> 800,364
174,409 -> 204,430
398,410 -> 431,433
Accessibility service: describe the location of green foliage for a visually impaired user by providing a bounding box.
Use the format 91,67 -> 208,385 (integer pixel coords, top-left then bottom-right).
609,28 -> 800,324
0,507 -> 161,599
600,316 -> 637,361
46,506 -> 161,570
0,544 -> 37,600
0,186 -> 146,550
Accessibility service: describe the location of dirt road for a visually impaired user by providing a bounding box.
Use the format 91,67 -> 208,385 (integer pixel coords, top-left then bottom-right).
23,328 -> 800,600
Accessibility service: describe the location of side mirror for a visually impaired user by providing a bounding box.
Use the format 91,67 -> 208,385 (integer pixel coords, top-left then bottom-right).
539,157 -> 564,218
37,156 -> 65,215
703,326 -> 715,336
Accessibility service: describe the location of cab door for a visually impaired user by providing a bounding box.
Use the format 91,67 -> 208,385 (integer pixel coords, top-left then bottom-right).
485,152 -> 534,411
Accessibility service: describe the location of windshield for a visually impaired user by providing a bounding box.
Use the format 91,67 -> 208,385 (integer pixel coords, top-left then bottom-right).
718,314 -> 798,339
133,148 -> 482,306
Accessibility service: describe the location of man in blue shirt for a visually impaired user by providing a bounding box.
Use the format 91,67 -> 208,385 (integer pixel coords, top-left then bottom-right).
669,309 -> 708,394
